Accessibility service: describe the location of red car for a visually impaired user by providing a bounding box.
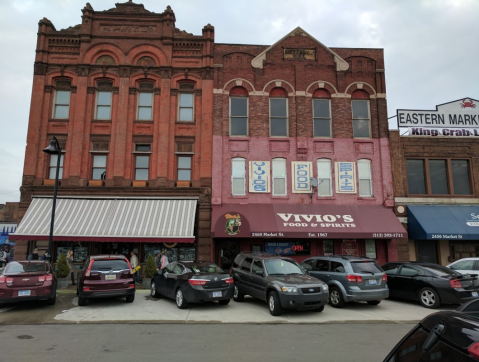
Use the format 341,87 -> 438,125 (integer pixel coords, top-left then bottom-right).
0,261 -> 57,307
77,255 -> 135,306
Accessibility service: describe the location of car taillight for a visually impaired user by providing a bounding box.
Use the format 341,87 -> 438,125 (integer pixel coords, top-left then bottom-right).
450,279 -> 462,288
346,275 -> 363,283
0,276 -> 5,283
222,277 -> 234,284
46,274 -> 53,281
382,274 -> 387,282
38,276 -> 45,282
85,260 -> 94,277
189,279 -> 208,286
469,342 -> 479,359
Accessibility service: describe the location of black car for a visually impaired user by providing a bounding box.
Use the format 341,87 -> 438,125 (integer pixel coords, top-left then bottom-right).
383,261 -> 479,308
232,253 -> 329,316
383,302 -> 479,361
150,261 -> 233,309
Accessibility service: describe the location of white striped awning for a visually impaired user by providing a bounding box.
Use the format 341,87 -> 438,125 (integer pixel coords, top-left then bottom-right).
11,197 -> 197,243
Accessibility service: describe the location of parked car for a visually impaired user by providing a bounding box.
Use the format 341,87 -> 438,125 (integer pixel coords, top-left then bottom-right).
77,255 -> 135,306
301,255 -> 388,308
382,261 -> 479,309
232,253 -> 329,316
447,258 -> 479,275
150,261 -> 233,309
0,260 -> 57,307
383,302 -> 479,361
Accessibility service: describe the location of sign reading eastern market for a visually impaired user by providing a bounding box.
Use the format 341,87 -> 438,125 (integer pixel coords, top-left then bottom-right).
397,98 -> 479,135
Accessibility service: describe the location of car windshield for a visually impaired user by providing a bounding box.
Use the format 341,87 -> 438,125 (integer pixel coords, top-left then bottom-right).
264,259 -> 304,275
5,262 -> 49,274
188,263 -> 224,274
421,264 -> 460,276
91,260 -> 129,271
351,261 -> 383,274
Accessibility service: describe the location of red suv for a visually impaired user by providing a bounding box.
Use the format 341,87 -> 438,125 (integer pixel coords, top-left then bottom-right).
77,255 -> 135,306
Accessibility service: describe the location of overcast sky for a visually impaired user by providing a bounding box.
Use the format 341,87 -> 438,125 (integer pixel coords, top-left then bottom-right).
0,0 -> 478,204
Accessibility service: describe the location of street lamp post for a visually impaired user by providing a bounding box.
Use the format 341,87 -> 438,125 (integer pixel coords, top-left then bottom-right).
43,136 -> 62,263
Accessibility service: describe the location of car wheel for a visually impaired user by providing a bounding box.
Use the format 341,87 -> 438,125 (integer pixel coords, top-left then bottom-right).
176,289 -> 188,309
329,287 -> 345,308
78,296 -> 87,306
233,284 -> 244,302
151,282 -> 159,298
218,299 -> 230,305
46,294 -> 56,306
268,291 -> 282,316
419,287 -> 441,309
313,305 -> 325,312
126,294 -> 135,303
367,300 -> 381,306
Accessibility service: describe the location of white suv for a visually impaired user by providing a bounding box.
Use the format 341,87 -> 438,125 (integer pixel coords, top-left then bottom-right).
447,258 -> 479,275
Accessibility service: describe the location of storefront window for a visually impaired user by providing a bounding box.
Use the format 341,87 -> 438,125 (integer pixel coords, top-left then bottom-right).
323,240 -> 334,255
264,241 -> 310,256
365,239 -> 376,259
143,244 -> 195,263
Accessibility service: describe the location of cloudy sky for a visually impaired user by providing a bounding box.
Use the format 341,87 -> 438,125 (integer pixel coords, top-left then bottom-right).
0,0 -> 477,204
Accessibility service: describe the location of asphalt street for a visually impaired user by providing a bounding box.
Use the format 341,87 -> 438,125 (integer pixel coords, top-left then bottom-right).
0,289 -> 455,325
0,323 -> 413,362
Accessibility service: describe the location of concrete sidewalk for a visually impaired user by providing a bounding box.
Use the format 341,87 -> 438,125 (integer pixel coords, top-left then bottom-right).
49,289 -> 455,324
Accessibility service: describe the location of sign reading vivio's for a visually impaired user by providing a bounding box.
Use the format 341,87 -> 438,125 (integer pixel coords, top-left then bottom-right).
397,98 -> 479,132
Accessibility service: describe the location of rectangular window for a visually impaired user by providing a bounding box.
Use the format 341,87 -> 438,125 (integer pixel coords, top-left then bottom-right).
323,240 -> 334,256
95,91 -> 112,120
92,155 -> 107,180
317,159 -> 332,196
135,155 -> 149,180
272,159 -> 287,196
406,158 -> 472,196
230,97 -> 248,136
270,98 -> 288,136
358,160 -> 372,196
49,154 -> 64,179
365,239 -> 376,259
231,158 -> 246,195
177,156 -> 192,181
179,93 -> 194,122
352,100 -> 371,138
53,90 -> 70,119
137,92 -> 153,120
313,99 -> 331,137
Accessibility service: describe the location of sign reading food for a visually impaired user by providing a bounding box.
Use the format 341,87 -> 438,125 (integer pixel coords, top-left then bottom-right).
291,161 -> 312,193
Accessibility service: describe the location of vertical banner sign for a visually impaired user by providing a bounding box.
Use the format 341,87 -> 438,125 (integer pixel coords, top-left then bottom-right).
249,161 -> 270,193
335,162 -> 356,193
291,161 -> 312,193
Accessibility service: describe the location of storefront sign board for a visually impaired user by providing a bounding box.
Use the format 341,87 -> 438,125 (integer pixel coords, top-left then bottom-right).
291,161 -> 312,193
335,162 -> 356,193
249,161 -> 270,193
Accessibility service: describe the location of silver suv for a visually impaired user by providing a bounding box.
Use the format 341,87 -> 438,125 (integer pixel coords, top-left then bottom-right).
300,255 -> 388,308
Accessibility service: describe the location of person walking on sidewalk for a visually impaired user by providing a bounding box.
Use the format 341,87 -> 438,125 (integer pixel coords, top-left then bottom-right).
130,251 -> 139,284
160,251 -> 169,270
67,250 -> 76,286
28,248 -> 39,260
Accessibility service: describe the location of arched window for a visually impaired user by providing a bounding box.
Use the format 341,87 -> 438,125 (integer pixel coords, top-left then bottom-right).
231,158 -> 246,195
269,87 -> 288,137
357,159 -> 373,196
317,158 -> 332,196
351,89 -> 371,138
272,158 -> 287,196
229,86 -> 248,136
137,81 -> 154,120
313,89 -> 332,138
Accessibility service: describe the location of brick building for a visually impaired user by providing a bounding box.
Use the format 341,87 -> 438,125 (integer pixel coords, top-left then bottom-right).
210,28 -> 406,269
390,98 -> 479,265
11,2 -> 215,267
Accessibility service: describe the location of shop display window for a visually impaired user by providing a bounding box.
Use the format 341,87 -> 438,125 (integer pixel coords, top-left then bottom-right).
264,241 -> 310,256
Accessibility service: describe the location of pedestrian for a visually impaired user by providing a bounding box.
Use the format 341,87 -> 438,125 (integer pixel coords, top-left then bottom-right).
67,250 -> 76,285
27,248 -> 39,260
154,252 -> 161,269
160,250 -> 169,270
41,250 -> 50,261
130,251 -> 139,284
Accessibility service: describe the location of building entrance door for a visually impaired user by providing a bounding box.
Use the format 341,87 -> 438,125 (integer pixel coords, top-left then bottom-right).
218,240 -> 240,271
417,240 -> 437,263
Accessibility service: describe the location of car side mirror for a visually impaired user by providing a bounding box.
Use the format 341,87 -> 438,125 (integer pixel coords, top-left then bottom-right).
255,270 -> 264,276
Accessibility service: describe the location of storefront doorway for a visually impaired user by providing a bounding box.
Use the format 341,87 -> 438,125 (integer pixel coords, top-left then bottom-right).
417,240 -> 437,263
218,240 -> 240,271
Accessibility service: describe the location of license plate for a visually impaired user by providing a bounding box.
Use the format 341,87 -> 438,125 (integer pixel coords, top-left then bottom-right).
368,279 -> 377,285
472,292 -> 478,297
212,291 -> 222,298
19,290 -> 31,296
105,275 -> 116,280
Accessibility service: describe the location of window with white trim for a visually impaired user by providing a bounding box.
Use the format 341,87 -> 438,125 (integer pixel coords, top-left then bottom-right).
231,158 -> 246,195
179,93 -> 194,122
272,158 -> 287,196
137,82 -> 154,120
92,154 -> 107,180
49,154 -> 64,179
95,81 -> 113,120
177,156 -> 192,181
357,159 -> 373,196
317,159 -> 332,196
53,80 -> 71,119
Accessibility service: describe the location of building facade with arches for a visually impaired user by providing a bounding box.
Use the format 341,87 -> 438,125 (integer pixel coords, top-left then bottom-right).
13,2 -> 215,269
211,27 -> 406,269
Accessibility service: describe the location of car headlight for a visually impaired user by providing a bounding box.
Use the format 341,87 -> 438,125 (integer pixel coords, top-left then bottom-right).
322,284 -> 329,291
281,286 -> 298,293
